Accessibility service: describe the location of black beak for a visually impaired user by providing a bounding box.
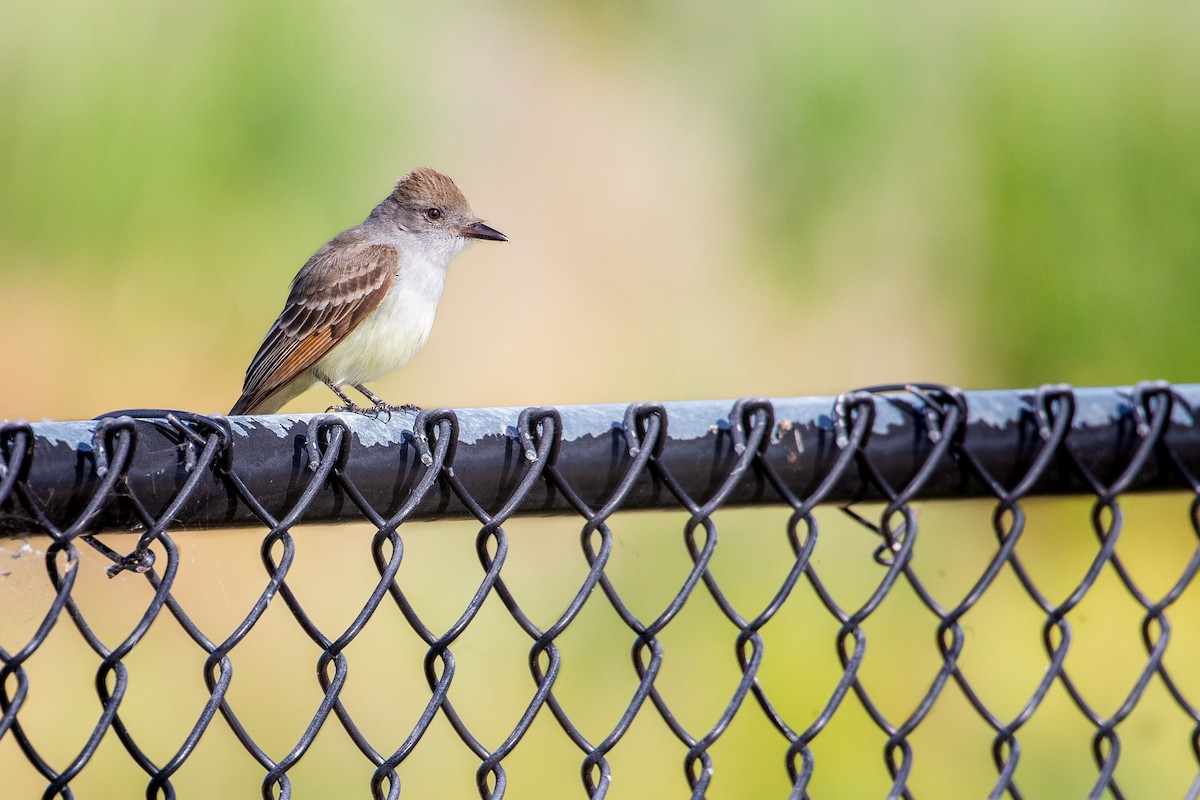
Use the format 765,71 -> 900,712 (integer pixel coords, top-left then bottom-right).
460,221 -> 508,242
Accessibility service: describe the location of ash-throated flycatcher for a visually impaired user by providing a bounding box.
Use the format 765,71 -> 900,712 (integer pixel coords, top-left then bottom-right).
229,167 -> 506,416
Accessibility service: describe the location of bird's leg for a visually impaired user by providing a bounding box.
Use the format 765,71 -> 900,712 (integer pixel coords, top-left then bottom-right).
353,384 -> 420,416
323,380 -> 371,415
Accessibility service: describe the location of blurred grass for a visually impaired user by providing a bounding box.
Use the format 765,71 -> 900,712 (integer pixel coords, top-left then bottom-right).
3,0 -> 1200,796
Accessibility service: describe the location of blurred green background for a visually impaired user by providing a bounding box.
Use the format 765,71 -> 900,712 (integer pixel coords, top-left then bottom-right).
3,0 -> 1200,797
3,0 -> 1199,421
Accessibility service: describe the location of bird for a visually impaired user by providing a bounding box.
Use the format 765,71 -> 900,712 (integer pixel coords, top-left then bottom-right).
229,167 -> 506,416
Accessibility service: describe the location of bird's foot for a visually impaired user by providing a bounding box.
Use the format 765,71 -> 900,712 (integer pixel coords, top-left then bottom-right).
324,401 -> 419,422
325,401 -> 374,416
374,402 -> 420,413
366,401 -> 420,422
349,385 -> 419,420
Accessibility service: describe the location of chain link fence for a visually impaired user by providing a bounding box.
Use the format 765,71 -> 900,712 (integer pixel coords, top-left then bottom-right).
2,382 -> 1199,799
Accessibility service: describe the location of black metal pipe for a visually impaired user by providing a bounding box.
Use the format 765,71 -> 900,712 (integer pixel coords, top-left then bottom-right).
1,385 -> 1197,536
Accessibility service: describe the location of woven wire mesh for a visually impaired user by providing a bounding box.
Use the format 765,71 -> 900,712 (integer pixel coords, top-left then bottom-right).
2,383 -> 1200,799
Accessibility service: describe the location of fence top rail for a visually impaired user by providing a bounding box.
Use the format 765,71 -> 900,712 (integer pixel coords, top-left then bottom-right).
1,383 -> 1197,536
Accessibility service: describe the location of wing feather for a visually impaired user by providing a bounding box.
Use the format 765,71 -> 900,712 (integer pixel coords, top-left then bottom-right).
229,236 -> 398,414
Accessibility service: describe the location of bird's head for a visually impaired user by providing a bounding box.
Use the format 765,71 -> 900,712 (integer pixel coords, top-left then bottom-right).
390,167 -> 507,243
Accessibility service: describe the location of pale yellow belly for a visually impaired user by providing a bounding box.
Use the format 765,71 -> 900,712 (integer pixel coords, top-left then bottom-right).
313,287 -> 438,386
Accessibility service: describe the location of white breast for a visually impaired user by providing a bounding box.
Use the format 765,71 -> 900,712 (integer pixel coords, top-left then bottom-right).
313,240 -> 459,386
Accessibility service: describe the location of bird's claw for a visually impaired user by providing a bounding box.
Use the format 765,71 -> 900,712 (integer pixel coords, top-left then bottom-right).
325,402 -> 372,415
324,401 -> 419,422
367,402 -> 420,423
380,402 -> 421,413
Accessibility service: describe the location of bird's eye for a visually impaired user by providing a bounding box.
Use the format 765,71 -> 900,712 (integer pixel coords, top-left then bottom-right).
424,207 -> 442,221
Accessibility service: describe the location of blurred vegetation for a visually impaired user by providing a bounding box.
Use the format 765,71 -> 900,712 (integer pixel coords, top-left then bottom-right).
3,0 -> 1200,797
2,0 -> 1199,419
525,0 -> 1200,386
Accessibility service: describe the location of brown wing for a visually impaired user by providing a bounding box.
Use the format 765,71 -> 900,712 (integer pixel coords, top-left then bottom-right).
229,236 -> 398,414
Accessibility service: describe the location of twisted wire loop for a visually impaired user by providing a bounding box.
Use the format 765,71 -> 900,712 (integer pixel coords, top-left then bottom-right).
2,385 -> 1200,798
1036,382 -> 1197,800
812,385 -> 969,800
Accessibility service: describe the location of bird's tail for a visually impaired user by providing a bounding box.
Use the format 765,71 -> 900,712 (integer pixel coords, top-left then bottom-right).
228,378 -> 307,416
228,394 -> 258,416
